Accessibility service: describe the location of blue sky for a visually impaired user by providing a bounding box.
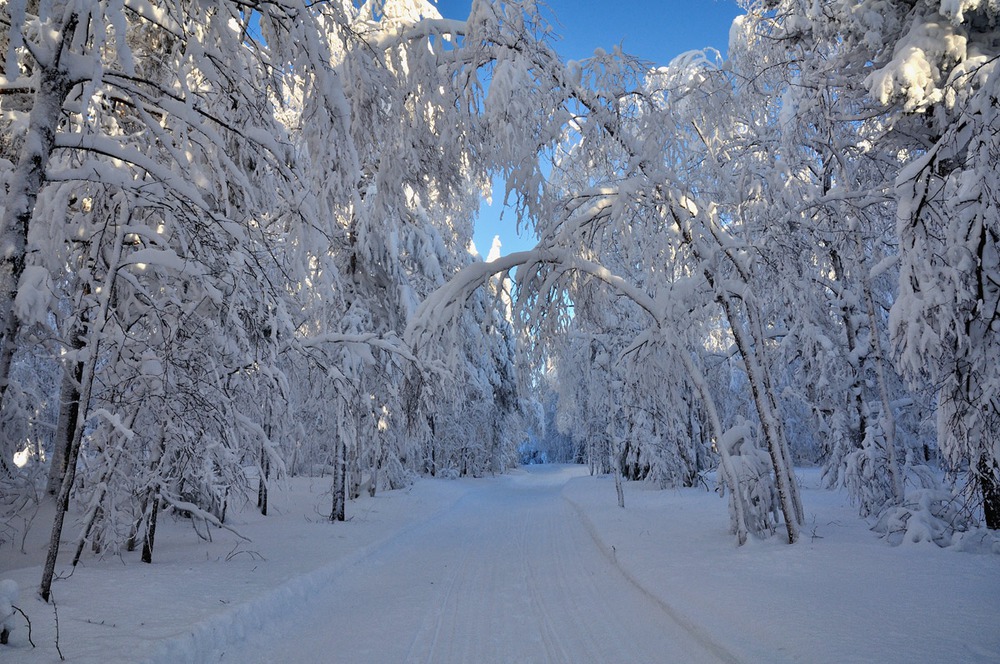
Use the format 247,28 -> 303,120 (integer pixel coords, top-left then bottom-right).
431,0 -> 743,258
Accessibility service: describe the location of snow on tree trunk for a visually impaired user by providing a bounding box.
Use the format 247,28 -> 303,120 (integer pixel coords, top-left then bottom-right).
679,353 -> 752,545
671,205 -> 803,543
0,12 -> 77,409
72,433 -> 132,568
723,296 -> 802,544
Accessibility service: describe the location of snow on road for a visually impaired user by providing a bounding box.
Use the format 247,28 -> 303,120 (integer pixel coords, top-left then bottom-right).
3,465 -> 997,663
214,465 -> 734,663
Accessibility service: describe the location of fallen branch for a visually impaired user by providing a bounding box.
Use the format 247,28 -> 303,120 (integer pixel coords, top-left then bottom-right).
50,592 -> 65,661
159,493 -> 251,543
224,541 -> 266,562
8,605 -> 34,647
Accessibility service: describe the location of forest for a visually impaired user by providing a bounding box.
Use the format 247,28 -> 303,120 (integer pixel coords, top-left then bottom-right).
0,0 -> 998,610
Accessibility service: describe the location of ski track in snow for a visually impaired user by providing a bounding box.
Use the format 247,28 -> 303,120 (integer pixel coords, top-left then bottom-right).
213,466 -> 731,663
562,492 -> 739,663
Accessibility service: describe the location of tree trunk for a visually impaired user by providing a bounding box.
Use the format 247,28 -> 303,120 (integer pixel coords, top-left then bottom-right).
727,308 -> 802,544
257,440 -> 269,516
72,418 -> 135,567
72,505 -> 99,568
349,448 -> 361,498
141,492 -> 160,564
427,415 -> 437,477
672,208 -> 802,542
745,302 -> 805,526
864,283 -> 904,504
369,424 -> 381,498
331,400 -> 347,521
138,418 -> 171,564
331,435 -> 347,521
39,216 -> 127,600
39,340 -> 98,602
126,492 -> 148,553
679,353 -> 751,545
46,332 -> 86,495
613,455 -> 625,509
608,417 -> 625,508
980,457 -> 1000,530
349,405 -> 361,498
289,440 -> 300,478
0,14 -> 78,411
830,249 -> 869,462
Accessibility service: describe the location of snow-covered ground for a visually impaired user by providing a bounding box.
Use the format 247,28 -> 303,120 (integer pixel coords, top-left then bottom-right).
1,465 -> 998,663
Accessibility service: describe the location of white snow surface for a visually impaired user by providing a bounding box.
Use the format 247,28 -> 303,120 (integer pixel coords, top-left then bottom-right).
0,466 -> 997,663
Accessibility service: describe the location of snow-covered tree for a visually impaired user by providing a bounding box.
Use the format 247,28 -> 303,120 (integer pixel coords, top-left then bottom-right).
881,1 -> 1000,529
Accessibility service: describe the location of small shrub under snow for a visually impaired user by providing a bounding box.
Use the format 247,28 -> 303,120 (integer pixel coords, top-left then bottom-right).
871,489 -> 999,551
0,579 -> 19,644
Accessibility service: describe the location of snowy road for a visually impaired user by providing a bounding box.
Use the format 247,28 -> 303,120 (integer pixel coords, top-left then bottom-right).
216,465 -> 736,663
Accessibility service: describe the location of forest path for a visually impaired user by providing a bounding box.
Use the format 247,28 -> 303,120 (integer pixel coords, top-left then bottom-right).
215,465 -> 734,663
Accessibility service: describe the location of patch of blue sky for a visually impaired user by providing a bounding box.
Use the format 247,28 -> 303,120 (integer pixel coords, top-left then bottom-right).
431,0 -> 744,258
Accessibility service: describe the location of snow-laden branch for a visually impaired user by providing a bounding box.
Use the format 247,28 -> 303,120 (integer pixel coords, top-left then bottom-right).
52,133 -> 216,212
159,491 -> 250,542
406,247 -> 663,347
296,332 -> 419,365
368,18 -> 468,50
121,0 -> 184,38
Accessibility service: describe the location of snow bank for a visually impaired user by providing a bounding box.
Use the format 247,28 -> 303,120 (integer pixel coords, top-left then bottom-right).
0,478 -> 470,663
561,468 -> 1000,663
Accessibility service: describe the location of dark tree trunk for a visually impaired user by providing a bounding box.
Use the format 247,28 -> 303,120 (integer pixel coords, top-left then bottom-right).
46,353 -> 85,495
39,381 -> 90,602
331,422 -> 347,521
258,440 -> 270,516
349,435 -> 361,500
39,324 -> 96,602
126,492 -> 149,553
369,430 -> 380,498
72,506 -> 98,568
141,492 -> 160,564
980,457 -> 1000,530
428,415 -> 436,477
